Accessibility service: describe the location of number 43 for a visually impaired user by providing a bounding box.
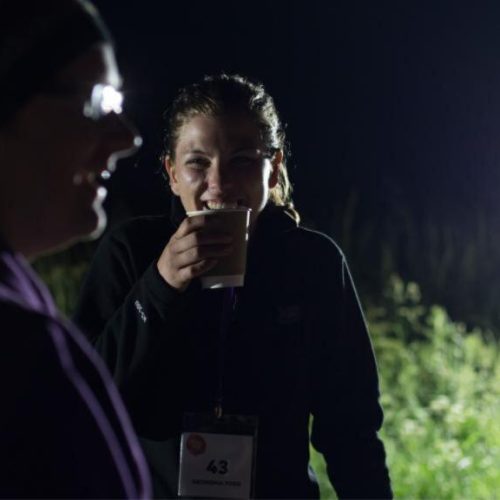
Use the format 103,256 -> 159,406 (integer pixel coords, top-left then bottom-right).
206,459 -> 229,475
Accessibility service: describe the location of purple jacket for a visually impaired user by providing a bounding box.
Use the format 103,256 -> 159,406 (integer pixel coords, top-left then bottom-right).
0,236 -> 151,498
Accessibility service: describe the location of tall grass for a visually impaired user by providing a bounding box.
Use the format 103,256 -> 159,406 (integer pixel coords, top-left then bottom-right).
310,275 -> 500,499
326,189 -> 500,335
32,241 -> 94,316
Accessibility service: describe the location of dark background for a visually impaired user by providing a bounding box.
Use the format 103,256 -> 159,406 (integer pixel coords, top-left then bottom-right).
91,0 -> 500,330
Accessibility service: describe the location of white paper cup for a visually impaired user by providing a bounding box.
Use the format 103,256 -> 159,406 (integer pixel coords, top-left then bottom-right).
186,207 -> 251,289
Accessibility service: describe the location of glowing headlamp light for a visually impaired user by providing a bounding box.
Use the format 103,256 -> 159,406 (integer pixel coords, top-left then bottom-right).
84,84 -> 123,120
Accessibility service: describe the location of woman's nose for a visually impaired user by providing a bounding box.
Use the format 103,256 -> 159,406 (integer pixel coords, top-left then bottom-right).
207,161 -> 232,193
208,161 -> 227,194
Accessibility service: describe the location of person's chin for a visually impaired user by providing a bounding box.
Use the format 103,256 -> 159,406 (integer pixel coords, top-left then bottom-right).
32,202 -> 105,258
62,197 -> 106,243
71,183 -> 108,239
78,201 -> 107,242
88,200 -> 107,239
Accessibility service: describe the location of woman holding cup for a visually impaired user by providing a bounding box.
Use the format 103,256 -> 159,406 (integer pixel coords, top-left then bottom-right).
75,74 -> 392,499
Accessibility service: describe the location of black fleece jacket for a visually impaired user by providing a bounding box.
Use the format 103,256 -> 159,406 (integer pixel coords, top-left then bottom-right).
74,205 -> 392,499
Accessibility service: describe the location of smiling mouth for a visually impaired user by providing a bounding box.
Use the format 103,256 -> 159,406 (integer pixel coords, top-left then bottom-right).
203,200 -> 245,210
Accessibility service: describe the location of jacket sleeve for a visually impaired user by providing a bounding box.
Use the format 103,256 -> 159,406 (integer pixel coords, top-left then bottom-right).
309,251 -> 392,499
0,306 -> 147,498
73,228 -> 193,428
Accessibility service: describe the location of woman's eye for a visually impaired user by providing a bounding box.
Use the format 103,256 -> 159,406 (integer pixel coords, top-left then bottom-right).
232,156 -> 257,167
186,157 -> 210,168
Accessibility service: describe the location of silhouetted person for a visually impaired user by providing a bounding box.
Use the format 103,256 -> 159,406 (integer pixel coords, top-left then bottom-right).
0,0 -> 150,496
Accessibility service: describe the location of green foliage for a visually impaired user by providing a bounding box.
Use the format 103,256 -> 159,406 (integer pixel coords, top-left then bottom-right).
371,276 -> 500,498
309,275 -> 500,499
309,446 -> 337,499
31,242 -> 93,317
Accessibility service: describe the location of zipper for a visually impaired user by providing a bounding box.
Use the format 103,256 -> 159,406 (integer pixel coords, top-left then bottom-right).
214,287 -> 238,418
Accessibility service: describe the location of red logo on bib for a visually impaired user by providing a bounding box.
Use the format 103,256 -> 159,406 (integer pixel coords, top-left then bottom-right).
186,433 -> 207,456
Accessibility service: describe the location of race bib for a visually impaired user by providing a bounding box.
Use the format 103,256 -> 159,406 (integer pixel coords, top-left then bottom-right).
178,413 -> 258,499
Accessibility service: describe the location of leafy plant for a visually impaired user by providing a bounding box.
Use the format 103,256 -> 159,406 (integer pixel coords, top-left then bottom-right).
32,242 -> 94,317
310,276 -> 500,499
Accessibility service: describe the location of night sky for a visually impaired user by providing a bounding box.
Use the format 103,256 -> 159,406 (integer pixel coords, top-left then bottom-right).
94,0 -> 500,236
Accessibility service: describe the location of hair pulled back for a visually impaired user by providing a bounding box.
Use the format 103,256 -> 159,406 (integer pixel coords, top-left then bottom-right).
161,74 -> 298,221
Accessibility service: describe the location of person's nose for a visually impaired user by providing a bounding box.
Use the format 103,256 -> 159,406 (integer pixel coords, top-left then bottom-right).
102,113 -> 142,172
207,160 -> 233,195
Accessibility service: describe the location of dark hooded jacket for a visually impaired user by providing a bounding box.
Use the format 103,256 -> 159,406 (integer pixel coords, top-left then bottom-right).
0,236 -> 150,498
74,204 -> 392,499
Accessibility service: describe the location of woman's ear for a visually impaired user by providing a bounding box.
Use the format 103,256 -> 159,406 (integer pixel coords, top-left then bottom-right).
164,156 -> 180,195
268,149 -> 283,189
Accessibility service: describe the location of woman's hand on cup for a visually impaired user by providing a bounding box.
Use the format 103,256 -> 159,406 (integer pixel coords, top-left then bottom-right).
157,215 -> 232,291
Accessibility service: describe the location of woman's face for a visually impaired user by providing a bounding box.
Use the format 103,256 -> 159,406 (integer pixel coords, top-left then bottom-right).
0,43 -> 140,257
166,114 -> 281,227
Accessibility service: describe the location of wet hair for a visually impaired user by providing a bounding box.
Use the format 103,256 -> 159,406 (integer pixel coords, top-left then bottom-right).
161,74 -> 299,222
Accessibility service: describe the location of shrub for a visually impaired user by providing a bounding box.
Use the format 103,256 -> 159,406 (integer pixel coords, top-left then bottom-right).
310,275 -> 500,499
32,242 -> 94,317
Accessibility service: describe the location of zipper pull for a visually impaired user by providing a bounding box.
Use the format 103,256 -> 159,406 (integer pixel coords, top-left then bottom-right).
214,403 -> 223,419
